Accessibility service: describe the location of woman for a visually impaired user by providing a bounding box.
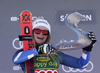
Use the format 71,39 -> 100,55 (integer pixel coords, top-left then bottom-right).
12,17 -> 96,73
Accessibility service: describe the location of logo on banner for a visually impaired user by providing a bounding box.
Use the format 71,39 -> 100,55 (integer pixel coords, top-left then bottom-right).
22,14 -> 30,21
35,70 -> 58,73
12,38 -> 23,50
62,61 -> 93,72
55,10 -> 95,25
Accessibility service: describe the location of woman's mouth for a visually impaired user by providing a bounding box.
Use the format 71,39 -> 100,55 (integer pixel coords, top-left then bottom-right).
37,37 -> 43,40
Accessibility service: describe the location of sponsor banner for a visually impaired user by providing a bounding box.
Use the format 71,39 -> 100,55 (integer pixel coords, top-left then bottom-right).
35,69 -> 58,73
55,10 -> 95,25
34,54 -> 60,70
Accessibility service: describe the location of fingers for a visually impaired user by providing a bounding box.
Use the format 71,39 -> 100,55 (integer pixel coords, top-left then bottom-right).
88,31 -> 96,40
88,31 -> 97,45
41,44 -> 56,54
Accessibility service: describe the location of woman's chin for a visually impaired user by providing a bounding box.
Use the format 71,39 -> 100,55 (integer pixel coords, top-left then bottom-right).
36,41 -> 44,45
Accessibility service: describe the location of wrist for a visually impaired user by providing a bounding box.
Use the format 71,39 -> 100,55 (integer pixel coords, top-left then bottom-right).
82,50 -> 88,54
82,45 -> 93,51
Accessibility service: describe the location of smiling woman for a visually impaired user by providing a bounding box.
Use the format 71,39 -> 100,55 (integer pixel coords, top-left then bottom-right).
12,16 -> 96,73
31,17 -> 51,46
33,26 -> 49,45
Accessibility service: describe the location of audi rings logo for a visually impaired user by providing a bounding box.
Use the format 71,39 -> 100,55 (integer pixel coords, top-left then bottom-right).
12,38 -> 23,50
62,61 -> 93,72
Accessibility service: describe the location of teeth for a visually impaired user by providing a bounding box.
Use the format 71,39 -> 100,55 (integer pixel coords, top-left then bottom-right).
37,37 -> 43,39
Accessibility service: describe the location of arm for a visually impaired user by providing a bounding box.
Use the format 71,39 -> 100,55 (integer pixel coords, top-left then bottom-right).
58,51 -> 90,68
12,44 -> 52,65
58,31 -> 96,68
12,47 -> 38,65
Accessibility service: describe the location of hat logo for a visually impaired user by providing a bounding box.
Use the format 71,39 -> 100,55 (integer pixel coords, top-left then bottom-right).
36,22 -> 38,24
36,21 -> 48,25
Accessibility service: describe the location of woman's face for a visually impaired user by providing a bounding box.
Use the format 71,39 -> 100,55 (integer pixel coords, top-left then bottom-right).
33,26 -> 49,45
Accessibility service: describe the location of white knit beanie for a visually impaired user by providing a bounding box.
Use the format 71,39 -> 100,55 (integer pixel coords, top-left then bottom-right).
32,18 -> 51,44
32,19 -> 51,34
